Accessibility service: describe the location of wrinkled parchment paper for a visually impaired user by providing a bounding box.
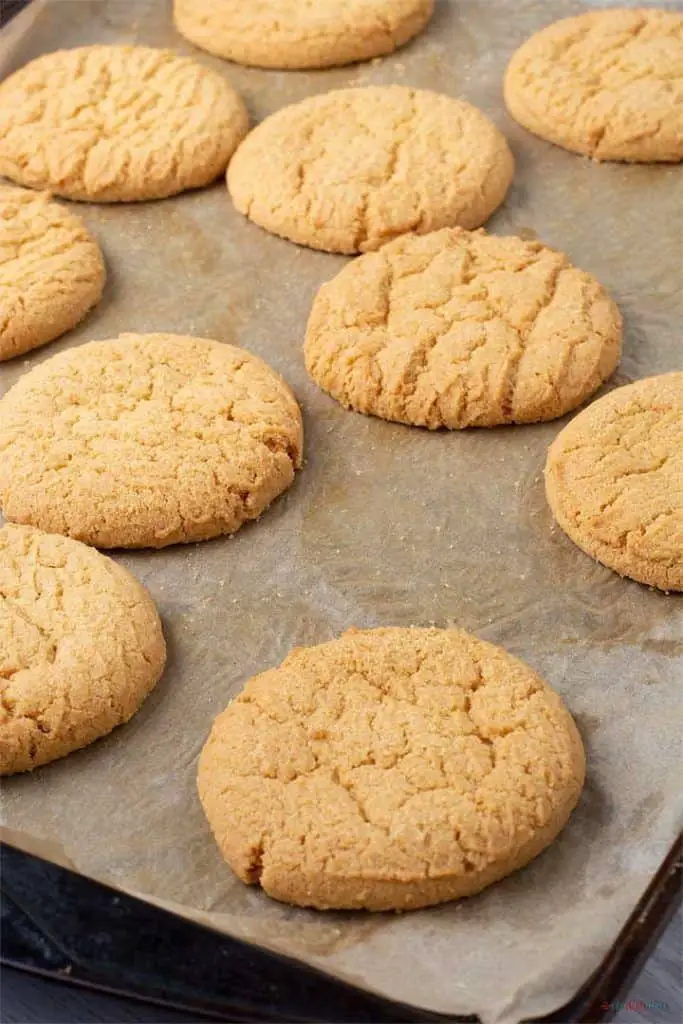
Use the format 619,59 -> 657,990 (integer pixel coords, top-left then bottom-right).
1,2 -> 682,1021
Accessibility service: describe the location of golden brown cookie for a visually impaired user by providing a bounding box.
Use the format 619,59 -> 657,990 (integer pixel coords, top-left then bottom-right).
545,373 -> 683,591
0,46 -> 249,201
0,524 -> 166,774
198,626 -> 585,911
0,333 -> 303,548
504,9 -> 683,162
0,186 -> 105,361
227,86 -> 514,254
304,228 -> 622,428
174,0 -> 434,69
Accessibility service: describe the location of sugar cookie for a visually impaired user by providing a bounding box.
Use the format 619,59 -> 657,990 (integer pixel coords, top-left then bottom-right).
0,46 -> 249,201
504,9 -> 683,162
545,373 -> 683,591
174,0 -> 434,69
227,86 -> 514,253
0,186 -> 105,361
198,626 -> 585,911
0,334 -> 303,548
0,524 -> 165,774
305,228 -> 622,427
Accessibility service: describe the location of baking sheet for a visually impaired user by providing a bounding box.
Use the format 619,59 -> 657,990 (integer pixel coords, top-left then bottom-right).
1,1 -> 682,1021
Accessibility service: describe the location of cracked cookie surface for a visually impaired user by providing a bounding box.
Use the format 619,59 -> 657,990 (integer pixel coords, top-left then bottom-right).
0,523 -> 165,774
227,86 -> 514,254
504,8 -> 683,162
0,333 -> 303,549
0,45 -> 249,201
174,0 -> 434,69
198,626 -> 585,911
0,185 -> 105,361
304,228 -> 622,428
545,373 -> 683,591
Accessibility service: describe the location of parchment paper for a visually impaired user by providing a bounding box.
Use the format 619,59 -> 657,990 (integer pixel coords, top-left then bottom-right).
1,2 -> 682,1021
